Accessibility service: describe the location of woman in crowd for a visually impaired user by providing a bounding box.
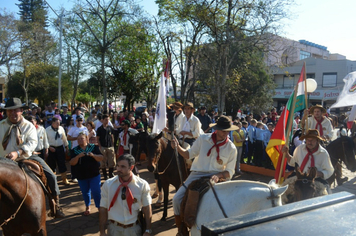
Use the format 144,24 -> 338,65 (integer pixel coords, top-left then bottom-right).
86,121 -> 97,145
70,133 -> 103,216
65,116 -> 75,134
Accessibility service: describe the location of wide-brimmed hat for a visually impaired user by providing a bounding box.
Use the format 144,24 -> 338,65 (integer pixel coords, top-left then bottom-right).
184,102 -> 194,109
299,129 -> 325,141
309,105 -> 327,114
3,98 -> 28,110
172,102 -> 183,110
209,115 -> 238,131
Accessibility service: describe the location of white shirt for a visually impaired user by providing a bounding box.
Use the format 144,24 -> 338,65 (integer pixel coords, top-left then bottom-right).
95,120 -> 114,131
177,115 -> 202,139
174,112 -> 185,136
188,133 -> 237,178
35,126 -> 49,151
119,130 -> 130,150
100,174 -> 152,224
0,117 -> 37,158
288,143 -> 334,179
67,126 -> 89,149
46,125 -> 69,147
306,116 -> 333,139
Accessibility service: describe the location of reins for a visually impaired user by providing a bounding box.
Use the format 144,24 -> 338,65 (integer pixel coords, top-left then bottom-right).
208,180 -> 228,218
0,166 -> 29,227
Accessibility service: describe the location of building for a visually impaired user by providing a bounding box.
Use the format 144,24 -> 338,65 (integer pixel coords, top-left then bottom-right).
267,36 -> 356,111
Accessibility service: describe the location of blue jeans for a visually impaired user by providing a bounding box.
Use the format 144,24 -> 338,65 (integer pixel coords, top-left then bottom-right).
78,174 -> 101,208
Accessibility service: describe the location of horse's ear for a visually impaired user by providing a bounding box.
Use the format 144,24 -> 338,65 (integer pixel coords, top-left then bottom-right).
155,132 -> 163,140
309,167 -> 317,179
295,163 -> 303,178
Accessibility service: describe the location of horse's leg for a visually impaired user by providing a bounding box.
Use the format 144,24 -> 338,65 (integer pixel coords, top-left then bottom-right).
335,163 -> 348,185
161,183 -> 169,221
33,228 -> 47,236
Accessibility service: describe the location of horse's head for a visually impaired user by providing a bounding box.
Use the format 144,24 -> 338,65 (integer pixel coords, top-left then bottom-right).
294,164 -> 317,201
145,132 -> 163,172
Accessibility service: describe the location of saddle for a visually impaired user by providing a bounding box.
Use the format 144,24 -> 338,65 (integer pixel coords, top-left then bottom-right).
180,177 -> 226,232
20,160 -> 52,195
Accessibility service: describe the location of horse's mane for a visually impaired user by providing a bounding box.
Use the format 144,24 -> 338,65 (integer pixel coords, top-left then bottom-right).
0,157 -> 18,166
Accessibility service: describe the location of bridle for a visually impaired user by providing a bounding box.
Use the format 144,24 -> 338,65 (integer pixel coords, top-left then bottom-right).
150,139 -> 174,175
0,166 -> 29,227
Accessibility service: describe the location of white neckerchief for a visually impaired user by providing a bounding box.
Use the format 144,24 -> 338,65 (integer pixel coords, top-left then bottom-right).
182,117 -> 191,132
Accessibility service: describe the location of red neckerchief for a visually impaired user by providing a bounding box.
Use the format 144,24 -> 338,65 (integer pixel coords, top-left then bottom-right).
207,131 -> 229,161
123,130 -> 128,146
35,125 -> 39,129
300,146 -> 318,172
314,116 -> 324,136
108,173 -> 134,214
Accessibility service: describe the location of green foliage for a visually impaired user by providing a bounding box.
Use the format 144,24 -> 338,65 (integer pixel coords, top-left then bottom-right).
76,92 -> 93,104
16,0 -> 49,28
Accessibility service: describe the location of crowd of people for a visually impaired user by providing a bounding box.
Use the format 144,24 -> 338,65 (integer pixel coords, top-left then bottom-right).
0,97 -> 338,236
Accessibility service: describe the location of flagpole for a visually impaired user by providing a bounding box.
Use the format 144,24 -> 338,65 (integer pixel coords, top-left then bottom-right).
303,61 -> 309,132
277,81 -> 299,183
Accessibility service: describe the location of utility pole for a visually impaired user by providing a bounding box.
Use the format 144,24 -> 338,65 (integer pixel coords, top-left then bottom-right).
44,1 -> 63,107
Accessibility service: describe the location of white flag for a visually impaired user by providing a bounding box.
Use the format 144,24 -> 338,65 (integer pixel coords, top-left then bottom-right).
330,72 -> 356,108
152,73 -> 167,134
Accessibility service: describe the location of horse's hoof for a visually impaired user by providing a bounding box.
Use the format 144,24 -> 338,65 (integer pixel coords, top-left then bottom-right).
337,177 -> 348,185
160,216 -> 166,221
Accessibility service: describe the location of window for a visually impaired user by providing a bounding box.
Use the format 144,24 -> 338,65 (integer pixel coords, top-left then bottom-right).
283,75 -> 295,88
300,50 -> 311,60
0,84 -> 2,91
306,73 -> 315,79
322,73 -> 337,87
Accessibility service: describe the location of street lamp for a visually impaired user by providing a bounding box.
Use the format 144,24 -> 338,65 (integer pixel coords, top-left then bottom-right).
306,78 -> 317,107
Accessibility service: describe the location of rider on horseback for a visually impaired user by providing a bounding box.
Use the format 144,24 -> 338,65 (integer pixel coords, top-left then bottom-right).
301,105 -> 333,140
282,129 -> 334,191
0,98 -> 65,218
171,115 -> 238,236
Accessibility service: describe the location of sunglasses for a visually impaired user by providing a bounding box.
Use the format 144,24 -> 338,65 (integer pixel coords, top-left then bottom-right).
121,187 -> 126,200
77,120 -> 83,122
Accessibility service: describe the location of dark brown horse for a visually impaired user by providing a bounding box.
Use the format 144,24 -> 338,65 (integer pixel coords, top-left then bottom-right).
140,132 -> 188,221
326,136 -> 356,186
0,157 -> 47,236
294,165 -> 318,202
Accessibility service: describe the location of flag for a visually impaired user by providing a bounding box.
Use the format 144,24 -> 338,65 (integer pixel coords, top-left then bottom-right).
152,73 -> 167,134
266,64 -> 307,183
347,105 -> 356,129
164,60 -> 170,96
330,72 -> 356,108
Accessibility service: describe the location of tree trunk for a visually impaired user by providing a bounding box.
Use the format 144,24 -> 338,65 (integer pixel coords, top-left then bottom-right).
101,51 -> 107,112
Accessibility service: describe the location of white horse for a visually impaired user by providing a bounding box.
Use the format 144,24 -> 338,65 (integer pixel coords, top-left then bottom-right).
191,179 -> 288,236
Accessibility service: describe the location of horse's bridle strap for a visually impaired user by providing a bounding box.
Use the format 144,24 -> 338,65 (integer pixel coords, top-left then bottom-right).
208,180 -> 228,218
267,186 -> 277,207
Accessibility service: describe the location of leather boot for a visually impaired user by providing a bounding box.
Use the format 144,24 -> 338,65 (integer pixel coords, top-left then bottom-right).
61,172 -> 70,185
175,215 -> 184,236
101,168 -> 108,180
54,195 -> 65,218
183,189 -> 200,228
108,168 -> 114,178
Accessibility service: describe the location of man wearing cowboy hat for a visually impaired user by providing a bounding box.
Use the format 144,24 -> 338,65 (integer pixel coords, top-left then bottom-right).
301,104 -> 333,140
0,98 -> 66,218
282,129 -> 334,180
171,115 -> 237,235
177,102 -> 202,146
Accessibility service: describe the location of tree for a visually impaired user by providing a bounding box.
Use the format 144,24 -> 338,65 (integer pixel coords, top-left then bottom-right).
16,0 -> 49,28
75,0 -> 140,111
156,0 -> 294,113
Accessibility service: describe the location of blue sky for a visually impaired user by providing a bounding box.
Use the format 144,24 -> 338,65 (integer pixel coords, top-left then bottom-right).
2,0 -> 356,60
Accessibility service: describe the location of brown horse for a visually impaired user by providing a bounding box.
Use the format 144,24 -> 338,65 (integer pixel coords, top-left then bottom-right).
326,135 -> 356,186
0,157 -> 47,236
140,132 -> 188,221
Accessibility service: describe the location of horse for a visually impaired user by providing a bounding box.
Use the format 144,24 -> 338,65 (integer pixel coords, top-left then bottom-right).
0,157 -> 47,236
190,179 -> 288,236
142,132 -> 189,221
326,135 -> 356,186
281,165 -> 327,204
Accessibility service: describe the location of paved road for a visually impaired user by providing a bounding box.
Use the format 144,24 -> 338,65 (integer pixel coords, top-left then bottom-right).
1,160 -> 356,236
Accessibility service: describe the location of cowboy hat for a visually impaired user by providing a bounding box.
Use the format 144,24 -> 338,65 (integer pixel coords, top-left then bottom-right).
299,129 -> 325,141
171,102 -> 183,110
209,115 -> 238,131
3,98 -> 28,110
309,105 -> 327,114
183,102 -> 194,109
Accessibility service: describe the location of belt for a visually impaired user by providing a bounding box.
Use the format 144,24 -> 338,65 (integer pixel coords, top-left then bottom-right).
184,138 -> 195,141
110,220 -> 135,228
